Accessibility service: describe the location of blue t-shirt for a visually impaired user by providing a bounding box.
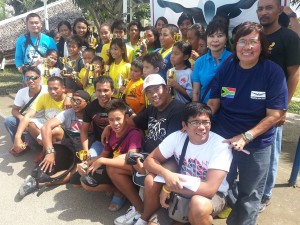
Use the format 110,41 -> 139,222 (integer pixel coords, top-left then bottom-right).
192,49 -> 232,103
210,59 -> 288,149
15,33 -> 57,68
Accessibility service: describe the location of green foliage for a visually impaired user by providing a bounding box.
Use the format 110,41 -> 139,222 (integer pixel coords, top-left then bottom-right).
132,3 -> 150,21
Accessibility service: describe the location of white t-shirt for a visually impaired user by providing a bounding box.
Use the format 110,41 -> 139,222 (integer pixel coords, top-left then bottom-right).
174,68 -> 193,104
14,85 -> 48,116
159,131 -> 232,195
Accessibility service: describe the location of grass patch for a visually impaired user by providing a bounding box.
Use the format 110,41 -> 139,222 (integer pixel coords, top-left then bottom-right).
294,82 -> 300,99
289,101 -> 300,115
0,66 -> 22,95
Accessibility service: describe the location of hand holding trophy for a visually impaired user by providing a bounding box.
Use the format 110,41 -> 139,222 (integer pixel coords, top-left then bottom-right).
88,26 -> 98,49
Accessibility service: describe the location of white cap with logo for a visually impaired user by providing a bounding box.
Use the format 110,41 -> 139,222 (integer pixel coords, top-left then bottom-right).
143,74 -> 166,92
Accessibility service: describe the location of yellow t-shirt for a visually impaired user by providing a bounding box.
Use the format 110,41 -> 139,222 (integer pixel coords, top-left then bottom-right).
31,93 -> 64,120
101,43 -> 134,63
124,79 -> 145,113
109,60 -> 131,97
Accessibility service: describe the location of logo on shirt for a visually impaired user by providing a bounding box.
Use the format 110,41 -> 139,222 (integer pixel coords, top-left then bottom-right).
250,91 -> 266,100
221,87 -> 236,98
268,42 -> 275,52
179,76 -> 188,85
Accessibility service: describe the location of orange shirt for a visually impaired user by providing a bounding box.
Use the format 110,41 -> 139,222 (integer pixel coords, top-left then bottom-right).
124,79 -> 145,113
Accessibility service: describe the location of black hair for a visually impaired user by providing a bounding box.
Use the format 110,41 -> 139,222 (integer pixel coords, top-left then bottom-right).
106,98 -> 128,115
108,38 -> 129,65
232,24 -> 242,36
83,47 -> 96,55
142,52 -> 163,71
66,35 -> 83,48
93,75 -> 114,90
188,23 -> 205,38
233,21 -> 269,60
279,12 -> 290,28
131,58 -> 143,71
128,21 -> 143,34
144,26 -> 161,49
22,65 -> 41,76
47,76 -> 64,86
26,13 -> 41,22
73,18 -> 89,37
111,19 -> 127,33
162,24 -> 179,36
206,17 -> 229,39
46,29 -> 59,39
155,16 -> 168,28
57,20 -> 72,31
173,41 -> 192,68
177,13 -> 194,26
44,49 -> 59,67
183,102 -> 212,123
92,56 -> 104,64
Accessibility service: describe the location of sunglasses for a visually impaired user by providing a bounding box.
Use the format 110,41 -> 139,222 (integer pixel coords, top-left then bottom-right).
22,76 -> 40,81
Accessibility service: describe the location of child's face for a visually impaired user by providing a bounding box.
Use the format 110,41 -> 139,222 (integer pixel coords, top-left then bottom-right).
187,29 -> 198,50
155,19 -> 166,34
93,60 -> 104,73
145,30 -> 155,45
130,65 -> 143,81
129,25 -> 139,40
67,43 -> 80,56
83,51 -> 95,64
110,44 -> 123,60
113,28 -> 126,39
54,33 -> 61,43
74,22 -> 88,38
142,61 -> 159,77
197,39 -> 207,56
179,19 -> 193,37
100,25 -> 110,44
170,46 -> 185,67
108,109 -> 128,135
47,52 -> 58,67
160,28 -> 174,50
58,24 -> 72,39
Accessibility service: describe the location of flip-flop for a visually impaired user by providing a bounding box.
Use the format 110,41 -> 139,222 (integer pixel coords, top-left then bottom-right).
108,195 -> 126,212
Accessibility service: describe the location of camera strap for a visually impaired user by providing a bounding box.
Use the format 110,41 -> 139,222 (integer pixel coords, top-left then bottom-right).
177,136 -> 189,173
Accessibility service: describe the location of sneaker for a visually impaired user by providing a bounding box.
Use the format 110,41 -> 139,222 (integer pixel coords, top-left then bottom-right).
114,206 -> 141,225
259,196 -> 271,213
19,175 -> 37,198
217,206 -> 232,219
133,218 -> 148,225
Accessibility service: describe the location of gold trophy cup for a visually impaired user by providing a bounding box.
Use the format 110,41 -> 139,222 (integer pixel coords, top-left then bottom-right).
167,68 -> 176,98
59,57 -> 68,75
174,33 -> 181,42
76,149 -> 90,161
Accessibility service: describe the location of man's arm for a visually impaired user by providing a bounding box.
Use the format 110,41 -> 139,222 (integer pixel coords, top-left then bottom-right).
286,65 -> 300,104
207,98 -> 220,115
15,36 -> 25,71
80,122 -> 91,151
13,108 -> 37,151
11,105 -> 23,121
41,117 -> 62,149
192,82 -> 201,102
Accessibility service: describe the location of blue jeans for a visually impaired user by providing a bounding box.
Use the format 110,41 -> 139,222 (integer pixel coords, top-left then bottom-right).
227,146 -> 271,225
4,116 -> 38,146
4,116 -> 18,142
89,140 -> 104,159
263,126 -> 282,198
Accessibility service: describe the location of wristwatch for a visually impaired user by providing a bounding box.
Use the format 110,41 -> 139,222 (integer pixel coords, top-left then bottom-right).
45,147 -> 56,154
242,131 -> 254,144
287,12 -> 297,18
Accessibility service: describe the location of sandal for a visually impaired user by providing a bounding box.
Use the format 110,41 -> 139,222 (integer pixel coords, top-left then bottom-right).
108,195 -> 126,212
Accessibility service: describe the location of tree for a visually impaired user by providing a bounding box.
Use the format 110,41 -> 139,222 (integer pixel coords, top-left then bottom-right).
291,0 -> 300,9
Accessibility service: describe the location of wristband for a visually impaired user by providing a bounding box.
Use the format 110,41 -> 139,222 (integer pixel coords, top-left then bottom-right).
162,185 -> 171,194
45,147 -> 55,154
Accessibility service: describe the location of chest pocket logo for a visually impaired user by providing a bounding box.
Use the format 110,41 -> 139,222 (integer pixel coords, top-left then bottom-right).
221,87 -> 236,98
251,91 -> 266,100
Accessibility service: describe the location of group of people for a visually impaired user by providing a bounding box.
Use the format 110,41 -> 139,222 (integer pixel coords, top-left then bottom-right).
4,0 -> 300,225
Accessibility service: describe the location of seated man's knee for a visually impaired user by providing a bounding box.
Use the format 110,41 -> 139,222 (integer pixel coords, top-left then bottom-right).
144,173 -> 162,194
189,195 -> 213,216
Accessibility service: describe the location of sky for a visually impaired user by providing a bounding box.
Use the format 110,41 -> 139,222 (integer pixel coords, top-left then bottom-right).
291,5 -> 300,17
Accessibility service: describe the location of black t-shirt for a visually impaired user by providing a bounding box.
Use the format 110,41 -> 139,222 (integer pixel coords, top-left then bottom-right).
133,99 -> 184,153
267,27 -> 300,78
83,99 -> 109,141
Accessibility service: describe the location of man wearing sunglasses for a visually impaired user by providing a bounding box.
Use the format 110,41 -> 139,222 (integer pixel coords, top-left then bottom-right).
4,66 -> 48,154
12,76 -> 66,156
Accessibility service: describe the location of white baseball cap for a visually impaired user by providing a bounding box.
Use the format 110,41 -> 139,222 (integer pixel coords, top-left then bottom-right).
143,74 -> 166,92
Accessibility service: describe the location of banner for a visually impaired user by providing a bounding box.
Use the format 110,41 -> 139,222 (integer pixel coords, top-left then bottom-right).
150,0 -> 260,31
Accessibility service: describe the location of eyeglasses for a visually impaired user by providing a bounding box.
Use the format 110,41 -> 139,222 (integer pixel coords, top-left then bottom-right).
237,39 -> 260,48
187,120 -> 211,127
70,98 -> 85,104
22,76 -> 40,81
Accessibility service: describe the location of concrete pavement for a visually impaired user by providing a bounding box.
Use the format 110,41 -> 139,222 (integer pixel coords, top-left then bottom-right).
0,93 -> 299,225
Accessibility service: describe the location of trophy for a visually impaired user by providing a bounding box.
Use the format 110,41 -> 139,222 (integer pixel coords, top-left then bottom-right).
118,78 -> 129,99
104,65 -> 110,75
174,32 -> 181,42
88,64 -> 95,85
76,149 -> 90,162
88,26 -> 97,49
59,57 -> 68,75
167,68 -> 176,98
109,33 -> 117,41
68,60 -> 79,80
43,58 -> 51,79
